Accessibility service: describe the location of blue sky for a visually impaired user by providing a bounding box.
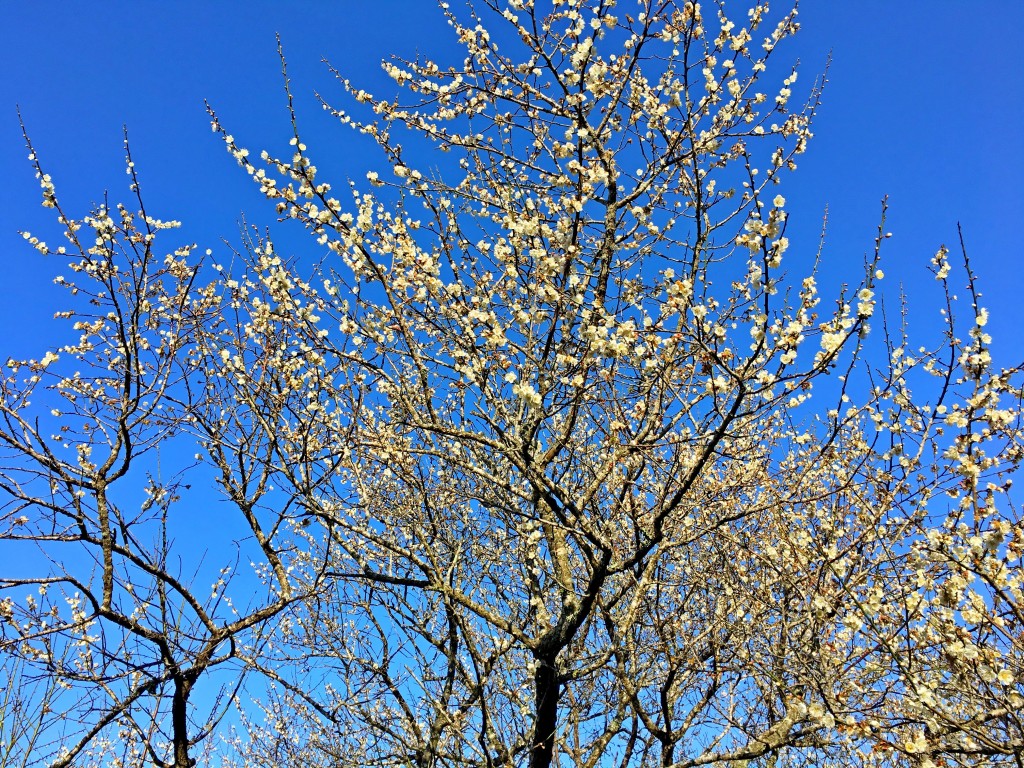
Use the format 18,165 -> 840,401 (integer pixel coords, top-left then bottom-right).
1,2 -> 1022,361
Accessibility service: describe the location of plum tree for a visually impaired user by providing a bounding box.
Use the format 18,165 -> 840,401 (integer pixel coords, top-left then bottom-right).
3,2 -> 1022,767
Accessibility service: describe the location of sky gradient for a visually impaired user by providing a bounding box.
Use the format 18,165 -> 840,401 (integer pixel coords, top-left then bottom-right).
1,2 -> 1022,360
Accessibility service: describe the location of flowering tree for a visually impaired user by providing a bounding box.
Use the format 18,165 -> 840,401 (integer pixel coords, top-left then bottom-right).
3,1 -> 1023,768
0,142 -> 331,766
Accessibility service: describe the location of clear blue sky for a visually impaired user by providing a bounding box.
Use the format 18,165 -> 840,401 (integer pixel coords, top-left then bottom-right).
1,2 -> 1021,361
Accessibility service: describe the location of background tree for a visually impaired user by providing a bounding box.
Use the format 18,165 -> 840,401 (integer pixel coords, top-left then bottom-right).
0,652 -> 65,767
2,1 -> 1022,767
0,141 -> 334,767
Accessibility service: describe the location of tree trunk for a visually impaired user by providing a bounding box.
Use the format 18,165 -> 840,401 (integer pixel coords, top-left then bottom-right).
530,655 -> 559,768
171,675 -> 194,768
